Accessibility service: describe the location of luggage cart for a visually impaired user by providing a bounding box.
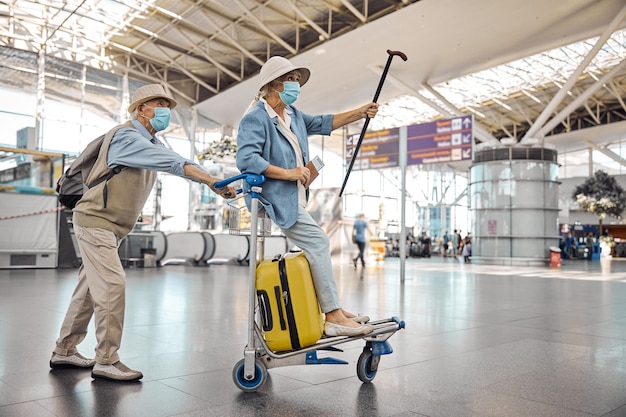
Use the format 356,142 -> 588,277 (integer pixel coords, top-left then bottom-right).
215,173 -> 405,392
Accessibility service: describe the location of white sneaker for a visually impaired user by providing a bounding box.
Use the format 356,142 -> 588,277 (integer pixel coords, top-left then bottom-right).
50,352 -> 95,369
91,361 -> 143,381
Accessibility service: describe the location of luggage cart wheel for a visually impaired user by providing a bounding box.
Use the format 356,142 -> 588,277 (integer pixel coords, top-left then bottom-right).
232,358 -> 267,392
357,348 -> 379,383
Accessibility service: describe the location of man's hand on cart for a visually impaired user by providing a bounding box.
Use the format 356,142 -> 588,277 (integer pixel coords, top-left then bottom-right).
209,181 -> 237,199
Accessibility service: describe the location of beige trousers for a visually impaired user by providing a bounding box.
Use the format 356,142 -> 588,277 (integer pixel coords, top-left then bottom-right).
54,223 -> 125,365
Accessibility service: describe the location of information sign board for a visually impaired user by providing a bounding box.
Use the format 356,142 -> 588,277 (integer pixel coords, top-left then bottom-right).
406,116 -> 473,165
345,127 -> 399,171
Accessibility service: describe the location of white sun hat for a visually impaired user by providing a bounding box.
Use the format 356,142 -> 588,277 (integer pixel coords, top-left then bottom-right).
259,56 -> 310,89
128,84 -> 178,113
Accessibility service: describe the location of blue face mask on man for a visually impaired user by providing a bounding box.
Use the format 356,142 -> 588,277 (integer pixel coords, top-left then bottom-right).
141,105 -> 171,131
279,81 -> 300,105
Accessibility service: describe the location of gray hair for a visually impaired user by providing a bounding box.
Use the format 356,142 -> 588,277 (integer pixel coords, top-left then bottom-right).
244,83 -> 273,115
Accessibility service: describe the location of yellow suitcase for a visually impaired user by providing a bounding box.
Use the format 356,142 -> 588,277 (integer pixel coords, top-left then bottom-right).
256,251 -> 324,352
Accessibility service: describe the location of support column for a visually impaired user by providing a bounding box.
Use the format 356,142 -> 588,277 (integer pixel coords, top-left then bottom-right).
470,147 -> 560,266
35,49 -> 45,150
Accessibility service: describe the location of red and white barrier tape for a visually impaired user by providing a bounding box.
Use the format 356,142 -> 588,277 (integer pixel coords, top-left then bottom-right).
0,206 -> 64,221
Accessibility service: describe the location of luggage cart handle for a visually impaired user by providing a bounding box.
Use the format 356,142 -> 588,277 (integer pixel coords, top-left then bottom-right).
214,173 -> 265,198
214,173 -> 265,189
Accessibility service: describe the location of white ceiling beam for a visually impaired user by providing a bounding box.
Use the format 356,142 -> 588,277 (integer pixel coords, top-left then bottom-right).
286,0 -> 330,40
338,0 -> 366,23
586,141 -> 626,168
538,56 -> 626,138
522,2 -> 626,142
195,8 -> 264,66
154,43 -> 223,93
108,41 -> 218,95
131,1 -> 261,70
583,102 -> 602,125
606,80 -> 626,113
171,27 -> 242,81
232,0 -> 296,54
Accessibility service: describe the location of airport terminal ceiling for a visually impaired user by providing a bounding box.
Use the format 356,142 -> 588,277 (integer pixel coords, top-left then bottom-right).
2,0 -> 626,169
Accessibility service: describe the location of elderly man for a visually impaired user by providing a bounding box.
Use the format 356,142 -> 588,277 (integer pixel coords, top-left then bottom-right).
49,84 -> 235,382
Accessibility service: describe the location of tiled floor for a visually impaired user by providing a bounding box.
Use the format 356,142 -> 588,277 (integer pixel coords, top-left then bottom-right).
1,254 -> 626,416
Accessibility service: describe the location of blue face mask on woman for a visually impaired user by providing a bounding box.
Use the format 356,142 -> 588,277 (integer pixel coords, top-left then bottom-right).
142,106 -> 171,131
279,81 -> 300,105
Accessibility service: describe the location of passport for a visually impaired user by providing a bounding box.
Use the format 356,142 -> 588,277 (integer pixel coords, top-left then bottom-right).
303,155 -> 324,188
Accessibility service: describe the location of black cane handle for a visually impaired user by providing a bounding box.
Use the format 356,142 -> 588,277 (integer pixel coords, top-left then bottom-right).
387,50 -> 408,61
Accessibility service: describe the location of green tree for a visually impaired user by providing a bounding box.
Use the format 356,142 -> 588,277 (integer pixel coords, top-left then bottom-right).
572,170 -> 626,233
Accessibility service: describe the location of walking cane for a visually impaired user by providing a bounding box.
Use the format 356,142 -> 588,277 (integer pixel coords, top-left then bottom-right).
338,49 -> 408,197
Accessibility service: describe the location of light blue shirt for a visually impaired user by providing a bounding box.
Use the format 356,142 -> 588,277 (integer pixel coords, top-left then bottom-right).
107,119 -> 201,181
353,219 -> 368,243
236,101 -> 333,228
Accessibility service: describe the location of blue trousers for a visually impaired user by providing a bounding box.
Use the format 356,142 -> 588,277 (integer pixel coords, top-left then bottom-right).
354,241 -> 366,266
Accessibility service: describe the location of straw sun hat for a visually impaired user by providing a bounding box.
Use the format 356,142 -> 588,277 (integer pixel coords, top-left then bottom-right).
259,56 -> 310,89
128,84 -> 178,113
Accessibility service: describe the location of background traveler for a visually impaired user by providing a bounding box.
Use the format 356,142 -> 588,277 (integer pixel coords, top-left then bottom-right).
462,233 -> 472,263
352,213 -> 374,268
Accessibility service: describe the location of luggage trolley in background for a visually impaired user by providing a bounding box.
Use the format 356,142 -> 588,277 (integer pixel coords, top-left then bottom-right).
215,173 -> 405,392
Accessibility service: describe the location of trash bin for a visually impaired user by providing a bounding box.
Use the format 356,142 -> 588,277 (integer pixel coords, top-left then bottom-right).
141,248 -> 157,268
549,246 -> 561,267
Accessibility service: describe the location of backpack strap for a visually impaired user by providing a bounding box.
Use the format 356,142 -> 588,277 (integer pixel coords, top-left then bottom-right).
85,121 -> 134,209
88,165 -> 125,209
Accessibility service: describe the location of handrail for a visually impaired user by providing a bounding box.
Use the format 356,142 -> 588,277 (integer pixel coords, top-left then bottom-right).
0,146 -> 65,159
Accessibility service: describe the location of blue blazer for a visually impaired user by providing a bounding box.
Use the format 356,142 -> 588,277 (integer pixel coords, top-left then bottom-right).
236,100 -> 333,228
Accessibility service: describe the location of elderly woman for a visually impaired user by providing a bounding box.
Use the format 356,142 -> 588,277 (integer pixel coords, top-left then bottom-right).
236,56 -> 379,337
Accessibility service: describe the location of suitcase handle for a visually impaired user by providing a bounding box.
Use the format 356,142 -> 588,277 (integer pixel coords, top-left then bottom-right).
256,290 -> 273,331
274,286 -> 287,331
